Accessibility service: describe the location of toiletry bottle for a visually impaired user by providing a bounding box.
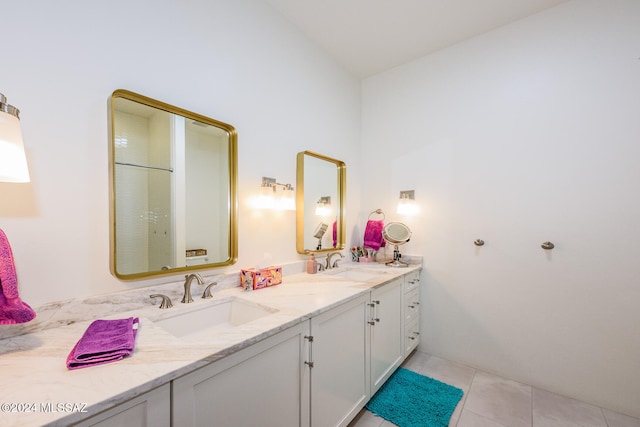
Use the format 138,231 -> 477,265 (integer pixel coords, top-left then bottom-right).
307,253 -> 318,274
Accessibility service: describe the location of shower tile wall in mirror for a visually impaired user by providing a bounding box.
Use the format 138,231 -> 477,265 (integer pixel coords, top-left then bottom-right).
109,90 -> 237,279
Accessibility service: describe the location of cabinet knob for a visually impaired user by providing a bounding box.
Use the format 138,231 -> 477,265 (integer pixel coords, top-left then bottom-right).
541,241 -> 555,250
368,321 -> 376,326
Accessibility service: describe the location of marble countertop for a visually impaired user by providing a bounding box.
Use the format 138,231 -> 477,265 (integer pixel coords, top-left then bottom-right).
0,262 -> 420,427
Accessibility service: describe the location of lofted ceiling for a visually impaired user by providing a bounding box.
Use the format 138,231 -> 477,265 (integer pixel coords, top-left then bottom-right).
265,0 -> 570,78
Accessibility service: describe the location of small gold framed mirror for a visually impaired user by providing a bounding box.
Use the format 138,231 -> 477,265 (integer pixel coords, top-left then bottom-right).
296,151 -> 346,254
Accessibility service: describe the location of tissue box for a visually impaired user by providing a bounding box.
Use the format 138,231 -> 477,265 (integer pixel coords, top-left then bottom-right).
240,266 -> 282,290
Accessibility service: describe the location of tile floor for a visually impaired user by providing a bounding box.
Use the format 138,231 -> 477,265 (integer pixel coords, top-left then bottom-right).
348,351 -> 640,427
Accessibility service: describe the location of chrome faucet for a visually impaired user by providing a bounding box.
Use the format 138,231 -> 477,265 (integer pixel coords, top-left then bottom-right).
201,282 -> 219,299
182,273 -> 205,303
150,294 -> 173,309
325,251 -> 344,270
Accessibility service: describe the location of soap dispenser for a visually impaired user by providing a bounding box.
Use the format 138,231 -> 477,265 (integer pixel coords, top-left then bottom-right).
307,253 -> 318,274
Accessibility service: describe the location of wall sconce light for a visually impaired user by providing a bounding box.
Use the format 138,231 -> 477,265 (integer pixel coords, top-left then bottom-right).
315,196 -> 332,216
397,190 -> 418,215
0,93 -> 30,182
255,176 -> 295,211
0,91 -> 36,324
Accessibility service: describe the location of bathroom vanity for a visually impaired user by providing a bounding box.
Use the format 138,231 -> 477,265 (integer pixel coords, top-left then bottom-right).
0,262 -> 420,427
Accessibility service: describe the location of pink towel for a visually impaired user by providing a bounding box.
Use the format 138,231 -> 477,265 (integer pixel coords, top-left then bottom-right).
363,220 -> 386,251
0,228 -> 36,325
67,317 -> 139,370
332,220 -> 337,248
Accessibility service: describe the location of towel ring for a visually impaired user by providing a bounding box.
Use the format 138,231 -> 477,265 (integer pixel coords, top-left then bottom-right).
368,209 -> 385,220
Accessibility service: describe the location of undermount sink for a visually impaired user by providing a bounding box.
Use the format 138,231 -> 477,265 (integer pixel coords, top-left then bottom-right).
326,269 -> 387,282
154,297 -> 278,339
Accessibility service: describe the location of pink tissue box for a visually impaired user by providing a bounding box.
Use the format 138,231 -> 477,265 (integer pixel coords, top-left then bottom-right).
241,266 -> 282,290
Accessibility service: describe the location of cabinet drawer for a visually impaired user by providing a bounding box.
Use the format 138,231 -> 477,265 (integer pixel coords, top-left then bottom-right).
405,320 -> 419,356
404,271 -> 420,293
404,288 -> 419,324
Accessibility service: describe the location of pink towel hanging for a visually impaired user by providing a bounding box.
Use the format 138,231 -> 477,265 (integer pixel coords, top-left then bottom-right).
364,209 -> 386,251
0,228 -> 36,325
364,220 -> 386,251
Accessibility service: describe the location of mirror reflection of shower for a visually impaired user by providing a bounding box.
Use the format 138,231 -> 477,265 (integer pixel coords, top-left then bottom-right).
382,222 -> 412,267
313,222 -> 329,250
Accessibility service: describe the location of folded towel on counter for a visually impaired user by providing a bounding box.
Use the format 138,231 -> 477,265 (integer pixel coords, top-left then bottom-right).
66,317 -> 139,370
0,228 -> 36,325
363,220 -> 386,251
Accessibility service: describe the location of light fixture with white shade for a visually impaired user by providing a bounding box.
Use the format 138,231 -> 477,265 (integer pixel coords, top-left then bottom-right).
255,176 -> 295,211
397,190 -> 418,215
0,93 -> 30,183
315,196 -> 331,216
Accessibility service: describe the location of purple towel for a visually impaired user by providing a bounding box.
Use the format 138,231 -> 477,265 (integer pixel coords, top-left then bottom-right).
0,228 -> 36,325
363,220 -> 386,251
332,220 -> 337,248
66,317 -> 139,370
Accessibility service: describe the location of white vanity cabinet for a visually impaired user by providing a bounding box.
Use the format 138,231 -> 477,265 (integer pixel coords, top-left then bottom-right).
403,270 -> 421,356
169,269 -> 420,427
310,293 -> 370,427
73,384 -> 170,427
369,277 -> 404,395
172,321 -> 311,427
171,294 -> 370,427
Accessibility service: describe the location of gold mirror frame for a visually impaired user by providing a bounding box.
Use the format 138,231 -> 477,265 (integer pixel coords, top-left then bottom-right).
109,89 -> 238,279
296,151 -> 346,254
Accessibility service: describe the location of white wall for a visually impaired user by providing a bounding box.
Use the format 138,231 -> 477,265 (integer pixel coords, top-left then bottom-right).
362,0 -> 640,417
4,0 -> 639,418
1,0 -> 361,305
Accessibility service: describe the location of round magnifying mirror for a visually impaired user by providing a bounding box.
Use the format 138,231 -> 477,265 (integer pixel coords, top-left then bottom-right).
382,222 -> 411,267
382,222 -> 411,245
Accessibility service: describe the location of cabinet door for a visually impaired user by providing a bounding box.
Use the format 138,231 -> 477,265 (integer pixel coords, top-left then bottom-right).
370,278 -> 404,395
172,321 -> 310,427
310,294 -> 369,427
74,384 -> 170,427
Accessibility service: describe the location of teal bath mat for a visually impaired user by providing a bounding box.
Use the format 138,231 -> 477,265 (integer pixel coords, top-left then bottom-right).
366,367 -> 463,427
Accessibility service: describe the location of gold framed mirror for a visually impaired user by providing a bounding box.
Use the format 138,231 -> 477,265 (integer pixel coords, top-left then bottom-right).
296,151 -> 346,254
109,89 -> 237,279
